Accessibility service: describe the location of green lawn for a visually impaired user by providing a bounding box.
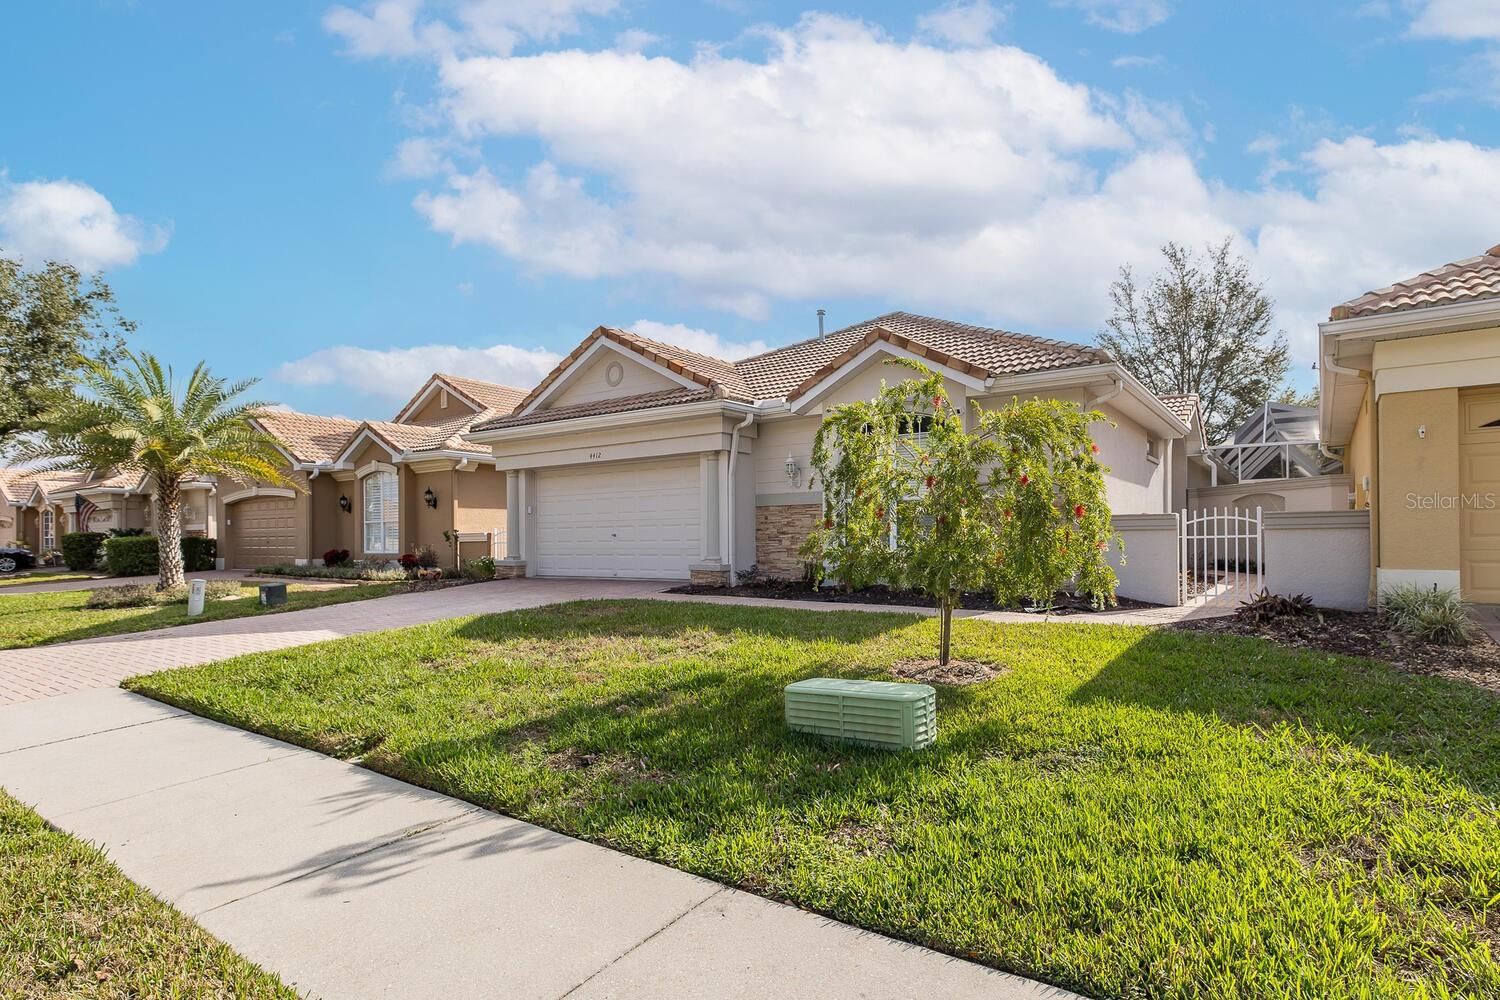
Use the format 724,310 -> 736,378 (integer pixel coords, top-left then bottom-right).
0,581 -> 402,649
127,600 -> 1500,1000
0,788 -> 296,998
0,570 -> 98,588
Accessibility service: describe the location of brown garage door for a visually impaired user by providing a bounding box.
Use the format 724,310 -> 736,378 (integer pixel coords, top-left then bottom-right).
228,496 -> 297,568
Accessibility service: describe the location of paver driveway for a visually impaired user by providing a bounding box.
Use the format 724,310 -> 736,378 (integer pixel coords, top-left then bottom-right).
0,578 -> 660,704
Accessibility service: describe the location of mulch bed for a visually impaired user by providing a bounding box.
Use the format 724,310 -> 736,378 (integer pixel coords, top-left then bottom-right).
889,658 -> 1004,685
1175,609 -> 1500,694
668,580 -> 1159,615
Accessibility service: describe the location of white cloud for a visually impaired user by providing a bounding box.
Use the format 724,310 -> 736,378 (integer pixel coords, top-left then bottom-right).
628,320 -> 774,359
1111,54 -> 1163,69
0,177 -> 167,271
384,136 -> 476,179
1409,0 -> 1500,41
324,0 -> 618,59
346,7 -> 1500,369
274,342 -> 562,403
613,28 -> 662,53
916,1 -> 1007,47
1054,0 -> 1172,34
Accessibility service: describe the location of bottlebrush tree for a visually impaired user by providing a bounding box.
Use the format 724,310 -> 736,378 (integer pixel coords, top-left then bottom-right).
800,361 -> 1121,665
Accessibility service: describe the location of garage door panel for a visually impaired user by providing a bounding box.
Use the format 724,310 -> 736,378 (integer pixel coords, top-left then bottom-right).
229,496 -> 297,569
536,459 -> 700,580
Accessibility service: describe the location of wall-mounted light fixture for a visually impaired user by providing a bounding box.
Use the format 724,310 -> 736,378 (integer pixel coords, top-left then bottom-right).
423,487 -> 438,509
338,494 -> 352,513
784,454 -> 801,487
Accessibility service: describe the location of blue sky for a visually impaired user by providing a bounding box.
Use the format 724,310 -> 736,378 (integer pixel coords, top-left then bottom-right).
4,0 -> 1500,419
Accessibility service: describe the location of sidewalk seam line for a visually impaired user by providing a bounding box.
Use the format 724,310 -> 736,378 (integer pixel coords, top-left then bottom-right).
0,711 -> 185,757
557,884 -> 728,999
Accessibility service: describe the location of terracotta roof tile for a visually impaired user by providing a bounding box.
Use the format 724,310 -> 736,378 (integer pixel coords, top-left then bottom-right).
437,374 -> 528,414
474,388 -> 716,431
1157,393 -> 1200,426
359,413 -> 494,457
1331,245 -> 1500,320
255,410 -> 363,465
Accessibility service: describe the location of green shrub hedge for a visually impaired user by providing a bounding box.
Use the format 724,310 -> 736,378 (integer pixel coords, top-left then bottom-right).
60,531 -> 107,571
102,535 -> 217,576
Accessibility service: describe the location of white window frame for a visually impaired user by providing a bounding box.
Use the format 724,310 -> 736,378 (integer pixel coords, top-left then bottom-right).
41,508 -> 55,551
362,469 -> 400,554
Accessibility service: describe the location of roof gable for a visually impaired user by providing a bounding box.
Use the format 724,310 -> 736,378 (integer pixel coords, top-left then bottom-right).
515,326 -> 747,415
254,410 -> 363,465
393,373 -> 527,424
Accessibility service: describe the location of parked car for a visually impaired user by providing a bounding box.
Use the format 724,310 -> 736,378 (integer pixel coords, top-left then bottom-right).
0,547 -> 37,573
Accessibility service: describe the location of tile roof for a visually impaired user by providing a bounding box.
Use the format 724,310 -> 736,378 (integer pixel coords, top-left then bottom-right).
255,410 -> 363,465
357,413 -> 495,457
394,373 -> 528,422
482,312 -> 1109,433
0,468 -> 97,504
474,388 -> 717,431
1158,393 -> 1200,427
1331,244 -> 1500,320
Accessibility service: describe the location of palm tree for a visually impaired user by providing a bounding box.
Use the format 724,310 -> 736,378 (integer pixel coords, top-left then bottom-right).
20,351 -> 295,589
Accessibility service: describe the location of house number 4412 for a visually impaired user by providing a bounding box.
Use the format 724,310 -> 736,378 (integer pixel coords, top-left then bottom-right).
588,451 -> 603,459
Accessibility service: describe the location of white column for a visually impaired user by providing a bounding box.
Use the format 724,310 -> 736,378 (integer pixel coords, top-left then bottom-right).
701,451 -> 721,563
504,469 -> 522,561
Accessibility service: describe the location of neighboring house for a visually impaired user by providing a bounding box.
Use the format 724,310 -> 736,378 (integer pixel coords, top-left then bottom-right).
218,373 -> 526,568
466,312 -> 1193,583
1158,393 -> 1228,512
0,466 -> 214,554
1320,242 -> 1500,601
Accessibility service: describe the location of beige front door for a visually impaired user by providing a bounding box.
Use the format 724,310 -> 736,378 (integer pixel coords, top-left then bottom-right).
1458,388 -> 1500,602
227,496 -> 297,568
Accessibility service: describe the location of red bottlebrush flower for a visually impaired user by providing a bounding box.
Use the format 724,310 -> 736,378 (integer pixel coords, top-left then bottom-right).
937,515 -> 947,525
1019,474 -> 1030,486
932,396 -> 943,409
1096,540 -> 1107,551
1074,503 -> 1086,519
875,506 -> 885,520
824,518 -> 833,530
1090,443 -> 1099,454
1003,509 -> 1013,520
925,475 -> 935,489
1060,546 -> 1068,555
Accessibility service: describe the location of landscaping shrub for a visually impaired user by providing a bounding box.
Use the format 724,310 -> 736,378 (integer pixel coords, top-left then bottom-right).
252,562 -> 405,581
86,584 -> 160,609
203,579 -> 244,601
1237,589 -> 1315,625
103,535 -> 215,576
415,545 -> 439,569
1381,584 -> 1471,645
60,531 -> 106,571
108,527 -> 148,538
104,535 -> 159,576
322,548 -> 351,567
399,553 -> 419,571
181,536 -> 216,572
463,556 -> 496,581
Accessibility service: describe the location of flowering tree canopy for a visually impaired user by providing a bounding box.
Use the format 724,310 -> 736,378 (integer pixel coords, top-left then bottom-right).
799,361 -> 1120,664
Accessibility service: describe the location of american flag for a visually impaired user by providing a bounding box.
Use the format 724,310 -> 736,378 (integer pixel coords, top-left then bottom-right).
74,493 -> 100,530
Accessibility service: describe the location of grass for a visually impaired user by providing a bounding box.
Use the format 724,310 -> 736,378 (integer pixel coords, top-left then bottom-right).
127,600 -> 1500,1000
0,581 -> 403,649
0,569 -> 98,588
0,788 -> 296,998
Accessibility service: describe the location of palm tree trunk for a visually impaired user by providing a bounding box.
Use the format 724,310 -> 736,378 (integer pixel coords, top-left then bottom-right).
155,480 -> 185,590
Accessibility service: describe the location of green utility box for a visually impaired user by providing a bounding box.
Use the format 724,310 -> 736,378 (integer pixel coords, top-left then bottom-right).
784,678 -> 937,751
258,582 -> 287,608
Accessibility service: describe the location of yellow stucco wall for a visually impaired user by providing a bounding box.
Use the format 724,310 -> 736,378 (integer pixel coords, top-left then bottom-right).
1377,387 -> 1459,572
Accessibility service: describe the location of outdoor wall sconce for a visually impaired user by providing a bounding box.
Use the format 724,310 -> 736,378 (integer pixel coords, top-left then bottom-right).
785,454 -> 801,486
424,487 -> 438,509
338,494 -> 352,513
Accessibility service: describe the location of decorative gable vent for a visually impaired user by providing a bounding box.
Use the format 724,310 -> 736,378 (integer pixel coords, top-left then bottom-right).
784,678 -> 936,751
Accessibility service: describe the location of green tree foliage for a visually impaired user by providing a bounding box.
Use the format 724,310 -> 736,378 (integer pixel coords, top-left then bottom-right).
800,362 -> 1120,664
0,253 -> 131,448
20,351 -> 295,589
1099,238 -> 1289,442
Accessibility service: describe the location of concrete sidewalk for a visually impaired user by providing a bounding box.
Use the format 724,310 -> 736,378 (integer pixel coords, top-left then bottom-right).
0,568 -> 253,595
0,688 -> 1075,1000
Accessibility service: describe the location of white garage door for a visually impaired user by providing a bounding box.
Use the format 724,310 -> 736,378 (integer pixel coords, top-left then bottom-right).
535,458 -> 700,580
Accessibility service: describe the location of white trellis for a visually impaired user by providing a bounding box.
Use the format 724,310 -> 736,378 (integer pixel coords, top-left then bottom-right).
1179,506 -> 1263,606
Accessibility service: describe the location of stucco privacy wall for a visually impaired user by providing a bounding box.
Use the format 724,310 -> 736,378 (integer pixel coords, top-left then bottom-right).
1377,387 -> 1460,591
1347,385 -> 1375,510
1108,514 -> 1180,606
1263,510 -> 1371,610
1188,476 -> 1353,514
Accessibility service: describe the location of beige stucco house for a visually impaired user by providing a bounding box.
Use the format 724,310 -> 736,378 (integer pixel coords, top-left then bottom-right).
466,312 -> 1194,584
218,373 -> 525,568
1320,243 -> 1500,603
1,466 -> 215,557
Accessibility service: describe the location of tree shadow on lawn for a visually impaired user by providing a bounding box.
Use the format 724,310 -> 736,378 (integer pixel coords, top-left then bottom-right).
1067,626 -> 1500,798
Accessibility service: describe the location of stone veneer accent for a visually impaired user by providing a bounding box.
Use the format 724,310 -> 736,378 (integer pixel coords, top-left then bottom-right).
493,560 -> 527,579
689,565 -> 730,587
755,503 -> 821,581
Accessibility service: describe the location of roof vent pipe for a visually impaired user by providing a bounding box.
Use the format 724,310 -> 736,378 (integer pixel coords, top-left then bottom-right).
817,308 -> 826,339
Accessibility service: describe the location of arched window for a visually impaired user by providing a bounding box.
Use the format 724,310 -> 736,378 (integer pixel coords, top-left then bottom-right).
41,508 -> 55,551
362,470 -> 399,553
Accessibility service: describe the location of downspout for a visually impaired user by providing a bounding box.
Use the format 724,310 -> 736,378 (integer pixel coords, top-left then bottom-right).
1323,353 -> 1376,604
726,410 -> 756,586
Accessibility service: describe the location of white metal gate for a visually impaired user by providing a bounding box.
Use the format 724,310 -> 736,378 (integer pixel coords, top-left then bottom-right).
1180,506 -> 1263,606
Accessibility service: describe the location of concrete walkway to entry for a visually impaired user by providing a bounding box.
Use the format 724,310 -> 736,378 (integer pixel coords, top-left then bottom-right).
0,687 -> 1075,1000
